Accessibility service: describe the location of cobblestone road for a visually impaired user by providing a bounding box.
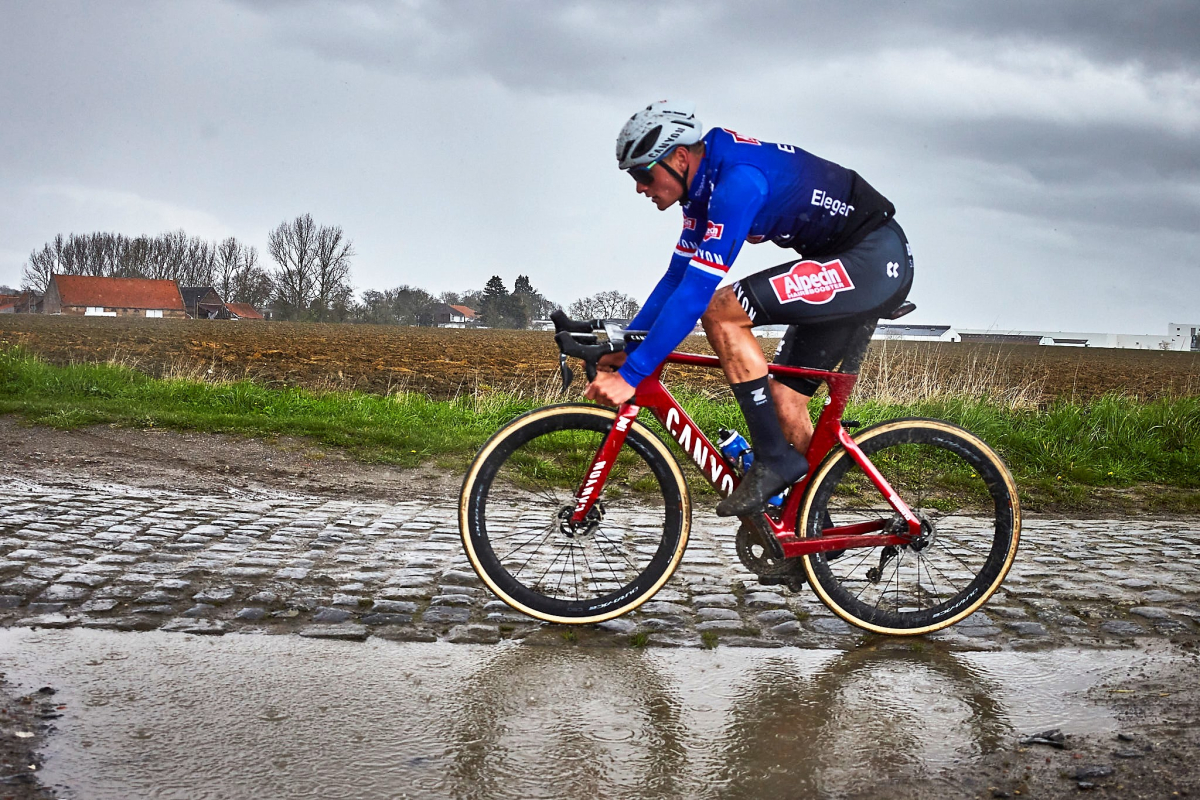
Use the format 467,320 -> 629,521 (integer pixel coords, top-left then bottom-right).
2,475 -> 1198,649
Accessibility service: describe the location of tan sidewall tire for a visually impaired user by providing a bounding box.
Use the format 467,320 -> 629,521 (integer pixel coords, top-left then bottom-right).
799,418 -> 1021,636
459,404 -> 691,624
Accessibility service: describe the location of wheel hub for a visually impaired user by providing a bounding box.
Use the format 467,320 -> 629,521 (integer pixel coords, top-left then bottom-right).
884,510 -> 935,550
557,503 -> 604,538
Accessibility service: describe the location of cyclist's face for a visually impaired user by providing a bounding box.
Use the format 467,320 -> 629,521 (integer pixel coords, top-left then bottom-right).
633,153 -> 686,210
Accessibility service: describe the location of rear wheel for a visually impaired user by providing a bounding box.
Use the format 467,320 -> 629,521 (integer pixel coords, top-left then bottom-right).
460,404 -> 690,624
799,419 -> 1020,635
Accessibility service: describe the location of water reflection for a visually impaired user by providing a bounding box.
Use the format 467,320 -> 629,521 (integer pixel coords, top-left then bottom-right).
710,645 -> 1009,799
0,630 -> 1154,800
443,647 -> 688,800
442,642 -> 1010,800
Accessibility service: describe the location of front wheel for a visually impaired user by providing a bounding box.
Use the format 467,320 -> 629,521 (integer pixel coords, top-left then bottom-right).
460,404 -> 691,624
799,418 -> 1020,635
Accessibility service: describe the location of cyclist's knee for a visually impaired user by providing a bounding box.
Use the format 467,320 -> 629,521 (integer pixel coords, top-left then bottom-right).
702,287 -> 751,332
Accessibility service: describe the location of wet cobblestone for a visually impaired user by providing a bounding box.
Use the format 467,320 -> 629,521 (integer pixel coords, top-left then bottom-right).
1,476 -> 1198,649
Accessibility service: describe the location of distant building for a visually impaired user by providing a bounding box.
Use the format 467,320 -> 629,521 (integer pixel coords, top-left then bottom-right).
44,274 -> 187,318
875,324 -> 960,342
16,293 -> 43,313
958,328 -> 1185,350
435,303 -> 477,328
959,332 -> 1045,346
180,286 -> 230,319
225,302 -> 265,320
1169,322 -> 1200,351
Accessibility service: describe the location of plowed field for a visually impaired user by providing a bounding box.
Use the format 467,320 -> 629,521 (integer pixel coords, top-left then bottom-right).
2,316 -> 1198,403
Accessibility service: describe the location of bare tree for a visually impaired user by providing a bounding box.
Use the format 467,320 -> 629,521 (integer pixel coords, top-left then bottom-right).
21,234 -> 63,292
215,237 -> 240,299
230,247 -> 272,307
568,290 -> 641,320
267,214 -> 319,319
312,224 -> 355,322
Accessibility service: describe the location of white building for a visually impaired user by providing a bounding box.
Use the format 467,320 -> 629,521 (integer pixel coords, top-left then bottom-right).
957,327 -> 1188,350
1169,322 -> 1200,351
874,324 -> 960,342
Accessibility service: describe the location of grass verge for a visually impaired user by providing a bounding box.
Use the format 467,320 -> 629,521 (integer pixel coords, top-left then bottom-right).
2,347 -> 1197,512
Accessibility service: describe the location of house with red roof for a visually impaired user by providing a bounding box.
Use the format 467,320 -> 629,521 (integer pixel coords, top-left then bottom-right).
225,302 -> 265,320
44,274 -> 187,318
434,303 -> 477,328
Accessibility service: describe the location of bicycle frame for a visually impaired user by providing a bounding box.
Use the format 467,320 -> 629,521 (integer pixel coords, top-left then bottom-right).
569,351 -> 923,559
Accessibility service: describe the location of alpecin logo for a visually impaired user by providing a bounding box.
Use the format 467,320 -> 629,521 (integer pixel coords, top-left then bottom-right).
703,221 -> 723,241
770,259 -> 856,305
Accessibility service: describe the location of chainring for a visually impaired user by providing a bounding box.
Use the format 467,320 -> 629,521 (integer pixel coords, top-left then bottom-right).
735,524 -> 806,591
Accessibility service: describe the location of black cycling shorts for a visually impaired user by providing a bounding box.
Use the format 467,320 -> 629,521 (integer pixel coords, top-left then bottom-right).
731,218 -> 914,396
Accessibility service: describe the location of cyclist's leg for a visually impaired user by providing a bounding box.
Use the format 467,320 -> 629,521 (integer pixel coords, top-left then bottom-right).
703,289 -> 809,517
770,377 -> 813,453
702,288 -> 768,383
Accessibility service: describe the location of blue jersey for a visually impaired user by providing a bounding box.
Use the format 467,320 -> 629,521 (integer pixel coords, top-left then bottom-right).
618,127 -> 893,388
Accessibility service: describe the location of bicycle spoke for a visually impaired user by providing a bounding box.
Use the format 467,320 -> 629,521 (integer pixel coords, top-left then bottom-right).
462,408 -> 691,618
497,524 -> 557,567
804,421 -> 1017,633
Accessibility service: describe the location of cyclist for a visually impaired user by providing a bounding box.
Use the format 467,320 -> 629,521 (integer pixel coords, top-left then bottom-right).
585,100 -> 914,517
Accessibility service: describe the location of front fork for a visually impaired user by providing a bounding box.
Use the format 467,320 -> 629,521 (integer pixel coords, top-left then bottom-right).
570,403 -> 641,525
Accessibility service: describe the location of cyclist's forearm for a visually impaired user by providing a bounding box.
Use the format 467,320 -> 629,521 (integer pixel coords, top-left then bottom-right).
619,268 -> 721,387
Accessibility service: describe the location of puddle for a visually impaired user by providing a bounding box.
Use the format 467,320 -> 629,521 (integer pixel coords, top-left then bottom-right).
0,628 -> 1183,799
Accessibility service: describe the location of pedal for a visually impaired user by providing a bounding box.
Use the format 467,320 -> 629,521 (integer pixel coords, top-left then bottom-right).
757,570 -> 807,593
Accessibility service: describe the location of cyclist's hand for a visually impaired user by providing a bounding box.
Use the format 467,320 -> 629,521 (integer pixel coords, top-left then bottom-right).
584,371 -> 636,406
597,352 -> 627,372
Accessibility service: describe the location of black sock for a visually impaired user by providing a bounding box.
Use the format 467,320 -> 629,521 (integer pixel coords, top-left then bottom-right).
730,376 -> 794,466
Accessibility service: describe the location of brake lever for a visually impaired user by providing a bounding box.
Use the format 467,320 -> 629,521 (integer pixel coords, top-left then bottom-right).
559,354 -> 575,393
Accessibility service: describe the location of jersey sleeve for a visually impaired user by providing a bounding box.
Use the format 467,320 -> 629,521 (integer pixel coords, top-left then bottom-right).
618,165 -> 769,387
626,214 -> 704,332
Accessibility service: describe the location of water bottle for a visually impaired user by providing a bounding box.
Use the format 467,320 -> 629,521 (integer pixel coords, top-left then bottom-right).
717,428 -> 784,507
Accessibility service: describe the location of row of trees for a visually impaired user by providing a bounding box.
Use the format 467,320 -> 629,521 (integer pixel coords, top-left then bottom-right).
21,231 -> 270,307
266,215 -> 354,322
20,214 -> 355,321
355,275 -> 560,329
18,220 -> 640,327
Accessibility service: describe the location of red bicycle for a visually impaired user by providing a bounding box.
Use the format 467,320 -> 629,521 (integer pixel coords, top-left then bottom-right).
459,306 -> 1021,635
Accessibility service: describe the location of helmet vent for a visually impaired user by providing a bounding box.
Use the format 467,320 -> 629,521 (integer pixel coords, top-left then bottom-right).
631,126 -> 662,160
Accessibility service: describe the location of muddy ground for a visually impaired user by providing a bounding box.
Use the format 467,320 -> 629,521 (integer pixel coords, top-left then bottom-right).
0,678 -> 57,800
2,418 -> 1199,798
960,658 -> 1200,799
4,315 -> 1199,402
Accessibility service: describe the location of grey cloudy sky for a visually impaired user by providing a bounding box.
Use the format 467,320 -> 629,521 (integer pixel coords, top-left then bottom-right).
2,0 -> 1198,333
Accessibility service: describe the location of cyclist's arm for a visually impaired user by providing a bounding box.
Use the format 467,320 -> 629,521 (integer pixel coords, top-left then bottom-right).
626,224 -> 702,333
618,165 -> 769,387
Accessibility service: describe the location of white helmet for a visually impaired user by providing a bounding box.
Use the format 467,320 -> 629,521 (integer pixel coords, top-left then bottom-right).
615,100 -> 702,170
